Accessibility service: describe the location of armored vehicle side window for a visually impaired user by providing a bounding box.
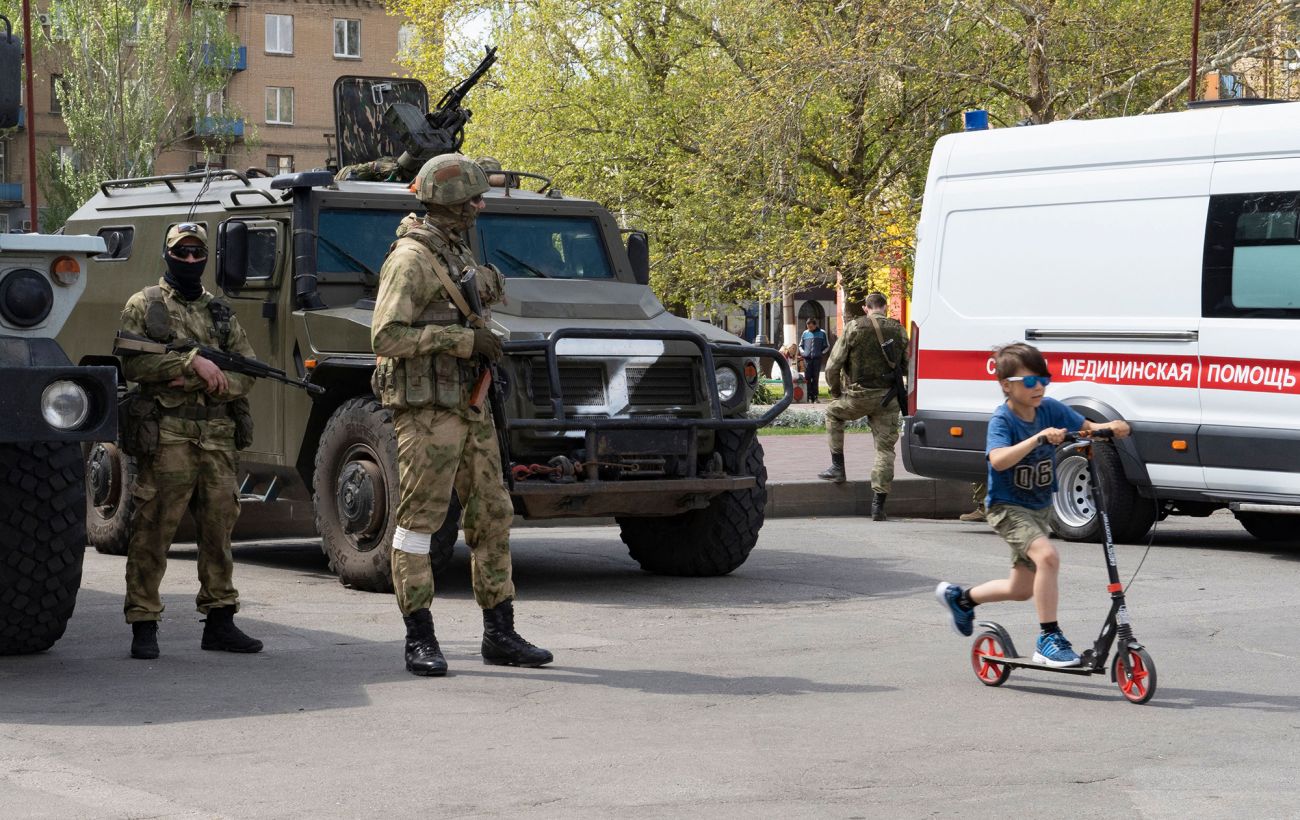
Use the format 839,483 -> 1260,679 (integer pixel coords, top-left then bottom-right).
246,226 -> 279,281
317,208 -> 405,279
477,214 -> 614,280
95,227 -> 134,260
1204,192 -> 1300,318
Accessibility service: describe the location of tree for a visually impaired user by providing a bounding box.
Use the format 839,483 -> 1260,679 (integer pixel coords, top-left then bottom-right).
22,0 -> 241,230
388,0 -> 1300,309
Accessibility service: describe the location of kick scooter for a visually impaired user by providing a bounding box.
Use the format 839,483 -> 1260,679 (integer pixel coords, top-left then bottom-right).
969,429 -> 1157,704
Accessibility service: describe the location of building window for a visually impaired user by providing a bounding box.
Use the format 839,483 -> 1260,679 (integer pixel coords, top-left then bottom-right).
265,87 -> 294,125
50,74 -> 64,115
267,154 -> 294,175
334,19 -> 360,59
265,14 -> 293,55
56,145 -> 81,171
398,23 -> 419,55
206,91 -> 224,116
191,152 -> 226,171
0,139 -> 7,184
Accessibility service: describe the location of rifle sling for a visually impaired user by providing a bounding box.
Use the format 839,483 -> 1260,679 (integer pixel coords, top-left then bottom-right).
401,228 -> 482,328
868,315 -> 900,370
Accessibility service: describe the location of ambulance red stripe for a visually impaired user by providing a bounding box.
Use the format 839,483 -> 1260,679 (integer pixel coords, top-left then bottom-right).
917,350 -> 1300,395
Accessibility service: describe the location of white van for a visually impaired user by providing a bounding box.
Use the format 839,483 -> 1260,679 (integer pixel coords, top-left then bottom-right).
904,100 -> 1300,544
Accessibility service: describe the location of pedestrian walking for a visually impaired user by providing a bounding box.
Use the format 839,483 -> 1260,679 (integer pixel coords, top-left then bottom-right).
799,318 -> 830,403
960,483 -> 987,522
817,292 -> 908,521
118,222 -> 262,660
371,153 -> 552,677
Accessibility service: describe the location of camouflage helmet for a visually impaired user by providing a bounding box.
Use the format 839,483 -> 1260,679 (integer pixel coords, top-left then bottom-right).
410,153 -> 490,206
475,156 -> 503,173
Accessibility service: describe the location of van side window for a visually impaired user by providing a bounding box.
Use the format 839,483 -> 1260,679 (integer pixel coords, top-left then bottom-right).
1204,192 -> 1300,318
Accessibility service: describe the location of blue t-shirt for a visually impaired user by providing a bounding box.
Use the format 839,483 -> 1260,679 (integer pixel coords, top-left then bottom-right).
800,329 -> 828,359
985,397 -> 1086,510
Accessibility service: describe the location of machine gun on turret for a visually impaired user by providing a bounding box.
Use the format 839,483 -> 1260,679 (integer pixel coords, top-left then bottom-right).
333,46 -> 498,182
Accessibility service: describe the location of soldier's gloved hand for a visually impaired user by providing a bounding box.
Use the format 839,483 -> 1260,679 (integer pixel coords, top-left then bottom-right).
471,328 -> 503,362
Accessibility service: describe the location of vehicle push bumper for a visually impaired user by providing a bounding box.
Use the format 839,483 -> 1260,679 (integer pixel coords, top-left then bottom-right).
0,338 -> 117,443
502,328 -> 793,518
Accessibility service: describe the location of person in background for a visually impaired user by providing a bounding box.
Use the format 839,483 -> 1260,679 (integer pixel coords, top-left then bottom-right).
799,318 -> 830,403
960,483 -> 987,522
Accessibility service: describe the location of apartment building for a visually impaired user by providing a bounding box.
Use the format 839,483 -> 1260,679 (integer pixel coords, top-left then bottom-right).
2,0 -> 412,232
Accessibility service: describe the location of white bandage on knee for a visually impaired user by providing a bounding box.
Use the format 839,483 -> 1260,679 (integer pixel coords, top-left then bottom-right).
392,526 -> 432,555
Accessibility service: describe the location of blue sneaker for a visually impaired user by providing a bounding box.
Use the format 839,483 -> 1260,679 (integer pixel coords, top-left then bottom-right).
1032,631 -> 1081,667
934,582 -> 974,636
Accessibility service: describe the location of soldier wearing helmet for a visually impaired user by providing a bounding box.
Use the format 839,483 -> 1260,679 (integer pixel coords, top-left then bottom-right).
371,153 -> 552,677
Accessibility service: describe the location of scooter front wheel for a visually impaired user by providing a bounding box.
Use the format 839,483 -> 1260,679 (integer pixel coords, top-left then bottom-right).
1112,646 -> 1157,704
970,630 -> 1012,687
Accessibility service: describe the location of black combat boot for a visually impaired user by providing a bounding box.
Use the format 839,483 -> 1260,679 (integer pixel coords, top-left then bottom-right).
402,609 -> 448,677
818,452 -> 846,484
872,491 -> 888,522
481,599 -> 553,667
130,621 -> 159,660
201,606 -> 264,653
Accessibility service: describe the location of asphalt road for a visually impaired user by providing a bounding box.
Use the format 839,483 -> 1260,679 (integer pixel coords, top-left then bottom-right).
2,512 -> 1298,818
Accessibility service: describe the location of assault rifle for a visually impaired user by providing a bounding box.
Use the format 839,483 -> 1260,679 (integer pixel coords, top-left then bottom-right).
383,45 -> 498,175
460,268 -> 513,482
880,337 -> 907,411
113,332 -> 325,395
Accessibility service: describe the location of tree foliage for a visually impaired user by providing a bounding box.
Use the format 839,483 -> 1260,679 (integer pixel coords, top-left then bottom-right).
1,0 -> 241,229
391,0 -> 1300,306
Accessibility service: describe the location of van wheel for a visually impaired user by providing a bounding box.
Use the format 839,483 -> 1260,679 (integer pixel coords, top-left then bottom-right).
1236,512 -> 1300,544
1051,440 -> 1157,543
86,442 -> 137,556
616,431 -> 767,576
312,397 -> 456,592
0,442 -> 86,655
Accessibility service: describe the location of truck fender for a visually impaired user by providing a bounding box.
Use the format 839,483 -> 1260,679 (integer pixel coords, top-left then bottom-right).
1062,397 -> 1151,490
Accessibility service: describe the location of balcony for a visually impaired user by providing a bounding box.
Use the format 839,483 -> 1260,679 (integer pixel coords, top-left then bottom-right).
195,116 -> 245,139
202,43 -> 247,71
0,183 -> 22,204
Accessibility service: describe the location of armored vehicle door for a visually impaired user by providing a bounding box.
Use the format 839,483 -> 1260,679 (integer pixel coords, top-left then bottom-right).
214,216 -> 289,457
333,77 -> 428,169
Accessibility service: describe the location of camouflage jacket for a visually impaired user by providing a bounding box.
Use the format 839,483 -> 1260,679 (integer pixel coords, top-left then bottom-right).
825,313 -> 909,394
120,279 -> 257,450
370,215 -> 504,417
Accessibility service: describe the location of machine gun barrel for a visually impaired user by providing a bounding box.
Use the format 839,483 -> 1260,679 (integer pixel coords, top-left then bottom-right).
435,45 -> 498,111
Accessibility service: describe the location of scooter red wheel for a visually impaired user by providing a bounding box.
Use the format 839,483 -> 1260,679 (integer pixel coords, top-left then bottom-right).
1112,646 -> 1157,704
970,630 -> 1012,686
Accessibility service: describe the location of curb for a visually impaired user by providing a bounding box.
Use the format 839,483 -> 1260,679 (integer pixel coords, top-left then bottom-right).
764,477 -> 973,519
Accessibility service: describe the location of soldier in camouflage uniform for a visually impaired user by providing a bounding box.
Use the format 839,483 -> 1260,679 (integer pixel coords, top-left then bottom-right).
818,292 -> 909,522
371,153 -> 553,677
119,223 -> 263,660
334,156 -> 410,183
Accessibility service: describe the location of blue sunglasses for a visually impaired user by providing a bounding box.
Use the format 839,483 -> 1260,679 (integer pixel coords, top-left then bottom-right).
1006,375 -> 1052,388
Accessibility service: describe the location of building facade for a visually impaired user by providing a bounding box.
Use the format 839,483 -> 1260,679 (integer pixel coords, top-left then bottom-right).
2,0 -> 410,232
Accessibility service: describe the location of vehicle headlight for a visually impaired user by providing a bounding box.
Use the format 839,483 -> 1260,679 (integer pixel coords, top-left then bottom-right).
41,380 -> 90,430
0,269 -> 54,328
714,365 -> 739,402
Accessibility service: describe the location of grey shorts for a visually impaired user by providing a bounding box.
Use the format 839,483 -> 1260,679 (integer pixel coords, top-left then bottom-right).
986,504 -> 1054,569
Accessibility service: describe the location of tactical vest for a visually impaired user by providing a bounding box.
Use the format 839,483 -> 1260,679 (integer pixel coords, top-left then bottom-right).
371,225 -> 481,412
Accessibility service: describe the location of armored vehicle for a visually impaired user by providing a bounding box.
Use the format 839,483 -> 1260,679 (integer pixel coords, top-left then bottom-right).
0,233 -> 117,654
59,65 -> 791,591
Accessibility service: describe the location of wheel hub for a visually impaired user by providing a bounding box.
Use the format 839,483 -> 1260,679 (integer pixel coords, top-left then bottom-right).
336,459 -> 386,540
87,443 -> 121,509
1053,453 -> 1095,529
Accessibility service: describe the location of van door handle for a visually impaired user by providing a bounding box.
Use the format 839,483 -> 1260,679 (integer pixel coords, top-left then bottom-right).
1024,329 -> 1198,343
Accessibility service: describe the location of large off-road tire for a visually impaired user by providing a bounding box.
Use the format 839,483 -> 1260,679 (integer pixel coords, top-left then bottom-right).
1236,512 -> 1300,544
1051,439 -> 1157,544
312,397 -> 457,592
86,442 -> 137,556
0,442 -> 87,655
616,430 -> 767,576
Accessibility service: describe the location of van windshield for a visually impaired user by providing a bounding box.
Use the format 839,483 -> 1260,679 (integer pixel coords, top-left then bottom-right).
476,213 -> 615,279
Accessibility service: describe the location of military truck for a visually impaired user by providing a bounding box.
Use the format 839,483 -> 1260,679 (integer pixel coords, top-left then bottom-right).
0,233 -> 118,654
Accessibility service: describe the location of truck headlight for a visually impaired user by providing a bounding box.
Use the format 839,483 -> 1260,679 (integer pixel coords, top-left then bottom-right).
41,380 -> 91,430
714,365 -> 739,402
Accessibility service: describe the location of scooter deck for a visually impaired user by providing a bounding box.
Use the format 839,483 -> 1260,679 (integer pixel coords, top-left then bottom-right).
976,654 -> 1103,676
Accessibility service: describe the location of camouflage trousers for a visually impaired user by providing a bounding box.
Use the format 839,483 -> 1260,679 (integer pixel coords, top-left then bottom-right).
124,443 -> 241,623
391,406 -> 515,614
825,387 -> 903,493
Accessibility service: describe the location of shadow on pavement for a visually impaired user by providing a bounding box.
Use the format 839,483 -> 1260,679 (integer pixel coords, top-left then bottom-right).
997,680 -> 1300,712
456,665 -> 894,697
